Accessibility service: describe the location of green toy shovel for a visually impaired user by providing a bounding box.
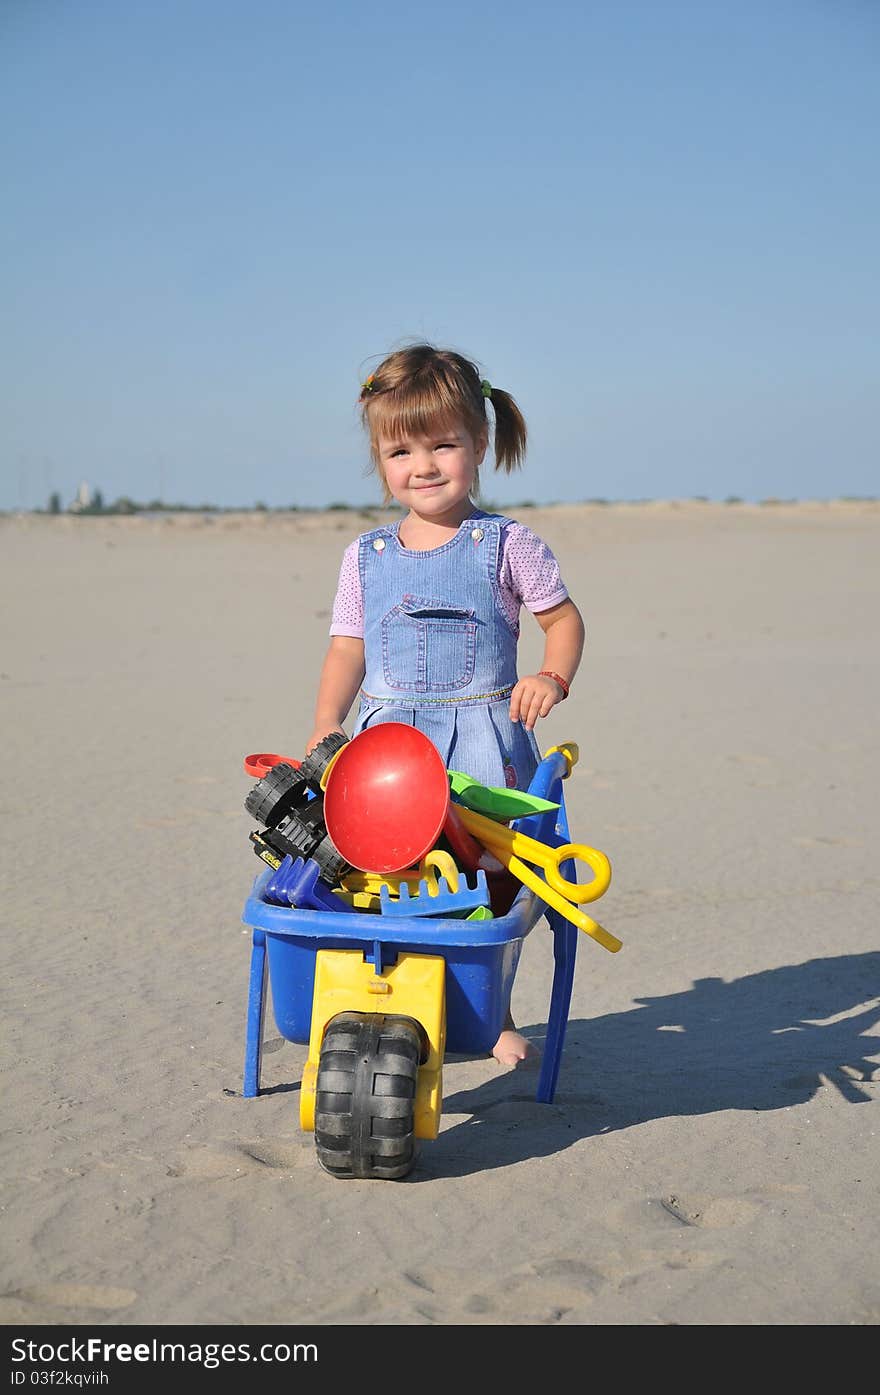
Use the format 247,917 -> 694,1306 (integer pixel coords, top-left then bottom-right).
447,769 -> 560,820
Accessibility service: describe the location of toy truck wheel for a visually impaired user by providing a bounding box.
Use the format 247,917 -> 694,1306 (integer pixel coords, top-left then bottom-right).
299,731 -> 349,788
314,1012 -> 421,1180
244,762 -> 308,827
310,833 -> 350,885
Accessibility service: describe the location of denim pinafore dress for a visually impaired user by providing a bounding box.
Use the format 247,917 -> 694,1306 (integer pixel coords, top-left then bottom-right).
352,511 -> 542,791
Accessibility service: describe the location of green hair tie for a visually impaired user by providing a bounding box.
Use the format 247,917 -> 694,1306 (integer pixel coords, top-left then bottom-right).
480,379 -> 492,398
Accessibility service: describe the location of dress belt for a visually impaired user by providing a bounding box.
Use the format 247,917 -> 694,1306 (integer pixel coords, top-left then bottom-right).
360,685 -> 515,707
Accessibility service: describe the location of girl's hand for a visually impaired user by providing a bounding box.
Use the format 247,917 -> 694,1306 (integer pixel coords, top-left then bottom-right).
509,673 -> 566,731
305,724 -> 347,756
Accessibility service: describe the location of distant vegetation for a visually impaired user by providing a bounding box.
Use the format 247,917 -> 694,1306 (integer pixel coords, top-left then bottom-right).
9,489 -> 878,518
34,491 -> 380,516
29,490 -> 548,515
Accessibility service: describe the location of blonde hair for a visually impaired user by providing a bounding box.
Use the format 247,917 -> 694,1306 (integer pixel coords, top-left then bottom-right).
359,344 -> 527,502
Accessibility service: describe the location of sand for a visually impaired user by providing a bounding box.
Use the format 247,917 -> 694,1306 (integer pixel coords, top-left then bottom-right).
1,500 -> 878,1328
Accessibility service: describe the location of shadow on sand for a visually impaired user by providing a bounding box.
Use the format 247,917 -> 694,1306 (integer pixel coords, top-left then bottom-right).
418,951 -> 880,1180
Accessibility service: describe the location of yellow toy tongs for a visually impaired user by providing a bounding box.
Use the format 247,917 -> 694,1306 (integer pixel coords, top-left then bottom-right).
454,804 -> 621,954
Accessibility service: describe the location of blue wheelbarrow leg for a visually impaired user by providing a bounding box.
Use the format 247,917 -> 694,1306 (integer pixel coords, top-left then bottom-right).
537,910 -> 578,1103
521,750 -> 579,1105
243,928 -> 267,1097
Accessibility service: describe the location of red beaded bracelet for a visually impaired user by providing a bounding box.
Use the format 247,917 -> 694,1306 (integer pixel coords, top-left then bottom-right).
539,670 -> 570,699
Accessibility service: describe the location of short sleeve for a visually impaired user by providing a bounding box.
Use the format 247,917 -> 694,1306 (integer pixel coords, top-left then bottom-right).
329,540 -> 364,637
499,523 -> 569,615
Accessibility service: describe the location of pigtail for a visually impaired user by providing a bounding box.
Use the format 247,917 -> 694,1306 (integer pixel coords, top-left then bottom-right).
486,386 -> 527,474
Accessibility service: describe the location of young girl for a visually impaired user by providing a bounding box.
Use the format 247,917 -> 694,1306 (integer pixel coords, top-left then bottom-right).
306,343 -> 585,1067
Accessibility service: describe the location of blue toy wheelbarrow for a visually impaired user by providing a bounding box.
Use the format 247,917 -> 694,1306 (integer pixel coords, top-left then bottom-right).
240,742 -> 619,1179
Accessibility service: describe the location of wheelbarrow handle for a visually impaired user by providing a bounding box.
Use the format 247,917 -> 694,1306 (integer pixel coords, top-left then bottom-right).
542,742 -> 579,778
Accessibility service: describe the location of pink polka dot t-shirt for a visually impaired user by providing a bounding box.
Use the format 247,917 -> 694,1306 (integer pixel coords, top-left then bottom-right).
330,511 -> 569,639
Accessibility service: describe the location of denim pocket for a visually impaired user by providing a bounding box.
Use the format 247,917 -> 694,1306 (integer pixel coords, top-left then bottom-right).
381,595 -> 477,692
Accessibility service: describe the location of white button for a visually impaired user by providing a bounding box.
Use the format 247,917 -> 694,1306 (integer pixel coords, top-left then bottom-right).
471,527 -> 484,542
373,538 -> 386,552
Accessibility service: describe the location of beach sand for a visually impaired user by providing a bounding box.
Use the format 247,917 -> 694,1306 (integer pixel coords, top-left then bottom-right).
1,500 -> 878,1327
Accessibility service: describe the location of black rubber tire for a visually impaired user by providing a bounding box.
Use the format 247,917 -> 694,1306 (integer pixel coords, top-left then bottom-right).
310,833 -> 351,885
299,731 -> 350,789
314,1013 -> 421,1180
244,762 -> 308,827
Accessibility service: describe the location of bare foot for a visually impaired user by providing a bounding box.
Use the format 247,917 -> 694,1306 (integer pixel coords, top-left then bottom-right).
492,1030 -> 540,1068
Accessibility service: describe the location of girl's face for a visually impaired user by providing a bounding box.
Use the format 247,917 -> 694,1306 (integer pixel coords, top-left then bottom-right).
376,418 -> 487,525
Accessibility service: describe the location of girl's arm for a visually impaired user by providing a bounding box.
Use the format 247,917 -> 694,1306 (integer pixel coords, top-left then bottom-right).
305,635 -> 366,754
509,598 -> 585,732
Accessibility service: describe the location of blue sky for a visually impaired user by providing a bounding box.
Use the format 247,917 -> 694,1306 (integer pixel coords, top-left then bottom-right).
2,0 -> 877,510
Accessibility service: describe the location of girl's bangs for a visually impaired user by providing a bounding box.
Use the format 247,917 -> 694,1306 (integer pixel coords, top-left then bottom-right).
368,378 -> 474,448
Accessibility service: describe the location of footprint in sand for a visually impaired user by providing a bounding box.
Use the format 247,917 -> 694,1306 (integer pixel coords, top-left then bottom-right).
236,1139 -> 312,1169
166,1146 -> 246,1180
325,1262 -> 603,1325
792,835 -> 863,847
528,1256 -> 606,1294
167,1137 -> 310,1179
5,1283 -> 137,1311
462,1257 -> 607,1323
475,1098 -> 565,1126
658,1192 -> 762,1228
